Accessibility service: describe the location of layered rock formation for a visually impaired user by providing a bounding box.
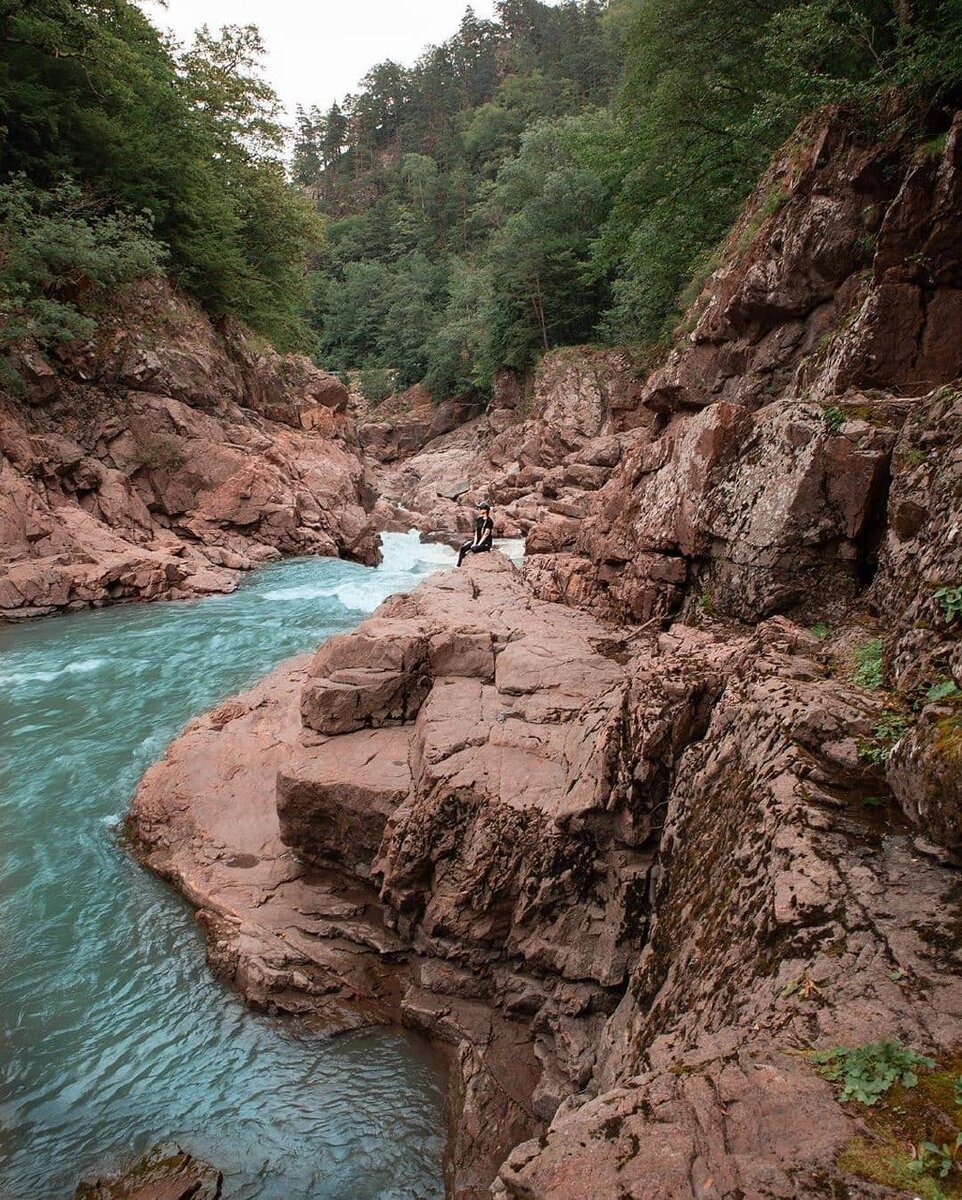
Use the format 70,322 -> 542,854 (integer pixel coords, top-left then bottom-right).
127,104 -> 962,1200
75,1145 -> 222,1200
525,108 -> 962,631
371,348 -> 652,543
130,553 -> 962,1197
1,279 -> 378,619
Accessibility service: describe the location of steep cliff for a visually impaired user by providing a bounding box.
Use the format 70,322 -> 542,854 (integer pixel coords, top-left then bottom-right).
526,107 -> 962,633
0,279 -> 379,619
128,105 -> 962,1200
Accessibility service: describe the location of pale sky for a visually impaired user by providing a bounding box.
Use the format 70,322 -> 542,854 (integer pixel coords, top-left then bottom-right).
138,1 -> 499,124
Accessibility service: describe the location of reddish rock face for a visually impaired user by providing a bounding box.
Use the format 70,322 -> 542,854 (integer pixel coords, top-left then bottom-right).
75,1144 -> 222,1200
130,554 -> 962,1199
278,727 -> 413,872
528,109 -> 962,635
871,386 -> 962,691
529,398 -> 897,624
0,280 -> 378,619
643,110 -> 962,415
357,383 -> 484,464
370,348 -> 647,544
121,104 -> 962,1200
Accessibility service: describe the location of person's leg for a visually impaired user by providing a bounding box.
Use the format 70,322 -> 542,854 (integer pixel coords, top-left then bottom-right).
457,541 -> 472,567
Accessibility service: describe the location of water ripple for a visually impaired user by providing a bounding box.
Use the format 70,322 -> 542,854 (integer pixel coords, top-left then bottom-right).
0,533 -> 465,1199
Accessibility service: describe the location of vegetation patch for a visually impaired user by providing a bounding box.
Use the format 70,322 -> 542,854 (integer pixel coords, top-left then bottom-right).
0,177 -> 163,361
355,368 -> 397,404
935,710 -> 962,765
934,587 -> 962,625
832,1049 -> 962,1198
823,405 -> 846,434
131,431 -> 187,474
812,1041 -> 935,1106
858,711 -> 911,766
852,637 -> 885,688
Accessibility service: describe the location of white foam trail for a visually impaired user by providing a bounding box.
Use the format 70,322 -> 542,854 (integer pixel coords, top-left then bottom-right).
260,585 -> 336,602
0,658 -> 106,687
494,538 -> 525,564
380,531 -> 456,573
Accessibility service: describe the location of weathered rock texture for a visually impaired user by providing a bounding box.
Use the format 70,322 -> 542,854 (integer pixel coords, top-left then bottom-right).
127,105 -> 962,1200
525,108 -> 962,639
130,552 -> 962,1198
75,1144 -> 222,1200
1,279 -> 377,619
356,382 -> 484,464
371,348 -> 653,543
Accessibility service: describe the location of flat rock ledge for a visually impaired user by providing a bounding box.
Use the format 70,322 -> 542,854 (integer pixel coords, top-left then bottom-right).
129,552 -> 962,1199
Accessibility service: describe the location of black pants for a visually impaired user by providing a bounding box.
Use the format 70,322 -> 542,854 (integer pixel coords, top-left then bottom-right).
457,541 -> 491,567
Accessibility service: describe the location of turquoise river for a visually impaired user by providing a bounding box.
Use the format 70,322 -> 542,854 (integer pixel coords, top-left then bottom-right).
0,532 -> 511,1200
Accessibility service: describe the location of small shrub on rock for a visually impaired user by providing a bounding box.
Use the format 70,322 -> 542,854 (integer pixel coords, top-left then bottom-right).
812,1041 -> 935,1106
853,637 -> 884,688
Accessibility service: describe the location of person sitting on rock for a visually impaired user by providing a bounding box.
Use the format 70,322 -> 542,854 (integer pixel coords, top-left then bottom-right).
457,502 -> 494,567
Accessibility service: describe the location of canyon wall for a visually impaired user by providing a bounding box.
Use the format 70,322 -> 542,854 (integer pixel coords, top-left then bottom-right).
288,104 -> 962,1196
368,347 -> 651,542
525,107 -> 962,635
0,278 -> 379,619
129,104 -> 962,1199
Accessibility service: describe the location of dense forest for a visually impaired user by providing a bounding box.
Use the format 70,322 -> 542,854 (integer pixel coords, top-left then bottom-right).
298,0 -> 962,399
0,0 -> 320,356
1,1 -> 960,399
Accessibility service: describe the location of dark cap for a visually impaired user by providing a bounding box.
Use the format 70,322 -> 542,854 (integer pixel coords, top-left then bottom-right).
476,501 -> 490,510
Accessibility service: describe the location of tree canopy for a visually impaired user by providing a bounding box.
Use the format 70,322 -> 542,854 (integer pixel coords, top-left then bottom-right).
2,0 -> 959,389
302,0 -> 962,401
0,0 -> 322,351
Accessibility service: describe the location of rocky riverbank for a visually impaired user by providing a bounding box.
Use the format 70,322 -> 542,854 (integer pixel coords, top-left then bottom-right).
0,279 -> 379,620
128,546 -> 962,1197
125,103 -> 962,1199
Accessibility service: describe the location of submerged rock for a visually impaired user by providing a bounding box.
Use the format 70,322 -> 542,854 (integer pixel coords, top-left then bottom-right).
75,1144 -> 222,1200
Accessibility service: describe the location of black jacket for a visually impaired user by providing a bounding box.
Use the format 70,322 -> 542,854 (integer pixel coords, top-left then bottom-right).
473,515 -> 494,548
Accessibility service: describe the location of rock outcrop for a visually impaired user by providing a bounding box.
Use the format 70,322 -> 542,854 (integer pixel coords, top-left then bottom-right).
75,1145 -> 222,1200
525,108 -> 962,636
372,348 -> 653,543
1,278 -> 377,620
126,104 -> 962,1200
130,552 -> 962,1198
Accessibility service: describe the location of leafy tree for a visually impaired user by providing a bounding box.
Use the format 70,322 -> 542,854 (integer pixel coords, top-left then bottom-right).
481,112 -> 615,373
300,0 -> 962,396
423,260 -> 492,398
0,1 -> 322,350
0,175 -> 163,355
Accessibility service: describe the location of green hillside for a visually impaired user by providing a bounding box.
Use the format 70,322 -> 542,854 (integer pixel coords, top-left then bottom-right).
298,0 -> 962,400
0,1 -> 320,355
1,1 -> 959,396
